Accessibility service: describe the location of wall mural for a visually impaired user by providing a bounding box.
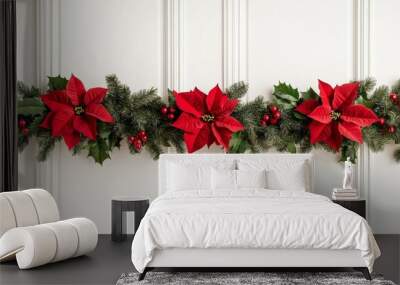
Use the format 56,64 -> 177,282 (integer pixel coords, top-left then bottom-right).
17,74 -> 400,164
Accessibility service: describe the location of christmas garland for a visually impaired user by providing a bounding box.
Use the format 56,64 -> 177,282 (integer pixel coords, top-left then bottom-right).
17,74 -> 400,164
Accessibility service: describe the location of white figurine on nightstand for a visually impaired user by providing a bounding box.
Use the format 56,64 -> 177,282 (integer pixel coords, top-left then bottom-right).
332,157 -> 358,200
342,157 -> 353,190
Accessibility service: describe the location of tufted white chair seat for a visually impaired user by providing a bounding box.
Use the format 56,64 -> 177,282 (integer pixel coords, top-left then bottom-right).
0,189 -> 98,269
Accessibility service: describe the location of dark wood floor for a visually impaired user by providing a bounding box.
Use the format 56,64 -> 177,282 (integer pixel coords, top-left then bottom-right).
0,235 -> 399,285
0,235 -> 133,285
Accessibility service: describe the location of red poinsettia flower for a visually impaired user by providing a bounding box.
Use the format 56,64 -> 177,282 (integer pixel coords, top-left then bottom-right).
172,85 -> 244,153
296,80 -> 378,151
40,74 -> 114,149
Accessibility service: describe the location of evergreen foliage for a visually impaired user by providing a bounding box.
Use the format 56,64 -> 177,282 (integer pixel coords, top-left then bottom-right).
394,148 -> 400,162
226,81 -> 248,100
16,75 -> 400,164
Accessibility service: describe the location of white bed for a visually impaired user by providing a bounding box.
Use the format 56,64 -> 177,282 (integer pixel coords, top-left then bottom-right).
131,154 -> 380,280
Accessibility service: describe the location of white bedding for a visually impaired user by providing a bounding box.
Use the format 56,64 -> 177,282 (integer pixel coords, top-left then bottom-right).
131,190 -> 380,273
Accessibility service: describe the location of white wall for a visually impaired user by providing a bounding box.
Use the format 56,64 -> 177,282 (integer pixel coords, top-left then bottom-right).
17,0 -> 400,234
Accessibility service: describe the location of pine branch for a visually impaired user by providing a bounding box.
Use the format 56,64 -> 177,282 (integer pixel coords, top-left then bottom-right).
37,135 -> 57,161
145,141 -> 164,160
394,148 -> 400,162
391,79 -> 400,94
226,81 -> 248,100
370,86 -> 390,106
130,88 -> 159,109
358,77 -> 376,99
363,126 -> 391,152
17,82 -> 40,98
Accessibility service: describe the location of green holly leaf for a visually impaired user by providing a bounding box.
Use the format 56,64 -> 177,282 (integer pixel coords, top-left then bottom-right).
48,75 -> 68,91
293,111 -> 307,120
302,88 -> 319,100
167,89 -> 176,106
108,133 -> 122,150
98,122 -> 112,139
229,132 -> 249,153
88,139 -> 111,165
17,98 -> 46,116
272,82 -> 300,110
272,98 -> 296,110
273,82 -> 300,100
287,142 -> 296,153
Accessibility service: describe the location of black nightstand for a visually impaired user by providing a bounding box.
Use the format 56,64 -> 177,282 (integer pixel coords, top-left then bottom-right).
111,197 -> 149,242
333,199 -> 366,219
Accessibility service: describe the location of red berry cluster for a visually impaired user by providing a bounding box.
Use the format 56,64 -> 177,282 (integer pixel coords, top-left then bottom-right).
161,105 -> 176,121
18,118 -> 29,136
376,117 -> 396,134
389,92 -> 398,105
128,130 -> 148,152
375,93 -> 399,134
259,105 -> 281,127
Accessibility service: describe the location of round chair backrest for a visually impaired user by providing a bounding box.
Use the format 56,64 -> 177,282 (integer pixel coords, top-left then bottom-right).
0,189 -> 60,237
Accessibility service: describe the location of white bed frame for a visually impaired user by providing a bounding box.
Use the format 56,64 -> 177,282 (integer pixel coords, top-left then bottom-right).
141,154 -> 370,280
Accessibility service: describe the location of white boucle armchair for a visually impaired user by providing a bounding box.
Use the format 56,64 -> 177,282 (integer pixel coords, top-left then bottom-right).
0,189 -> 98,269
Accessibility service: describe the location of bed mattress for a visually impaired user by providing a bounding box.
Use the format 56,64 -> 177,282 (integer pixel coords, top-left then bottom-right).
131,189 -> 380,273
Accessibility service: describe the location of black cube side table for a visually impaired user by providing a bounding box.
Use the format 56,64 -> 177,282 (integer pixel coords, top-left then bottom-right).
332,199 -> 366,219
111,197 -> 149,242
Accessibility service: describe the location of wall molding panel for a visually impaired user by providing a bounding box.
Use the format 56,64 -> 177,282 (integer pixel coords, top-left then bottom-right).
354,0 -> 371,216
222,0 -> 248,92
163,0 -> 184,92
35,0 -> 61,204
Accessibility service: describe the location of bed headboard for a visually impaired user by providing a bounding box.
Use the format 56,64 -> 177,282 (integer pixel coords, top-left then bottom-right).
158,153 -> 314,195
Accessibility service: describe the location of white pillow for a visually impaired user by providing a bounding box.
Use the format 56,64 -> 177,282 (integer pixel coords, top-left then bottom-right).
167,163 -> 211,191
266,169 -> 306,191
236,169 -> 267,189
211,168 -> 237,190
237,159 -> 309,191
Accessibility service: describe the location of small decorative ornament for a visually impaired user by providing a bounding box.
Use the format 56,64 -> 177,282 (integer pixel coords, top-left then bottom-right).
167,113 -> 175,120
273,110 -> 281,119
377,118 -> 385,126
389,92 -> 398,103
40,74 -> 114,149
342,157 -> 353,190
270,117 -> 279,125
260,106 -> 282,127
138,130 -> 148,143
296,80 -> 379,151
133,138 -> 142,152
269,105 -> 278,113
388,125 -> 396,134
127,135 -> 136,144
18,118 -> 27,129
128,130 -> 148,151
141,135 -> 148,143
160,105 -> 168,115
172,85 -> 244,152
168,106 -> 176,114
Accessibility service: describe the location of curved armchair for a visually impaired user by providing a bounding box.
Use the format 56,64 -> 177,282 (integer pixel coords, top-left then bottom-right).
0,189 -> 98,269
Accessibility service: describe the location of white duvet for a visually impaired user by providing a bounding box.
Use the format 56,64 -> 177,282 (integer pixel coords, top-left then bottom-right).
131,190 -> 380,273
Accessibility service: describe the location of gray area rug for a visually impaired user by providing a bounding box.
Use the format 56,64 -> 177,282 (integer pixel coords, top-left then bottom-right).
116,272 -> 396,285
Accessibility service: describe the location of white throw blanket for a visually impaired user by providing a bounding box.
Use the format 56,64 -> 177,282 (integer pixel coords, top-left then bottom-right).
131,190 -> 380,272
